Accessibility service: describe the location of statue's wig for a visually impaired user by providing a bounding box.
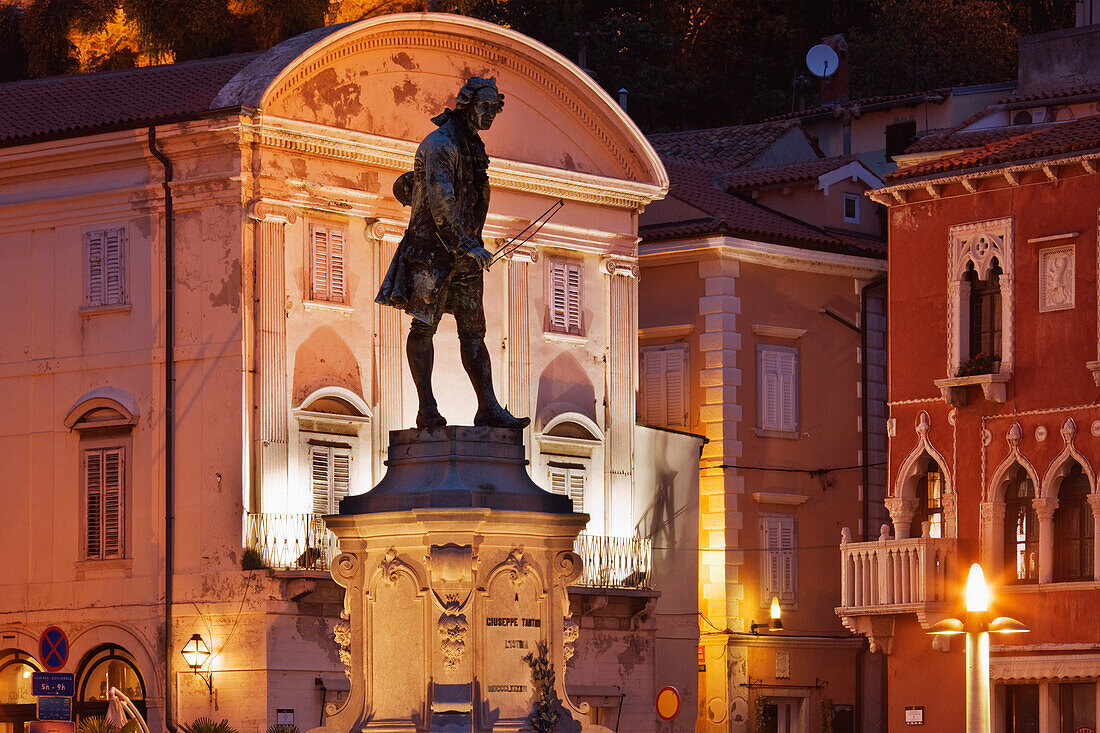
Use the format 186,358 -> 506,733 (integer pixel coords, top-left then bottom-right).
454,77 -> 505,112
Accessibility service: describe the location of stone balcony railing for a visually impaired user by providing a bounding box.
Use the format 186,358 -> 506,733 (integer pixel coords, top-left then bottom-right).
243,512 -> 340,571
836,529 -> 958,653
838,528 -> 957,615
572,533 -> 653,590
240,516 -> 652,590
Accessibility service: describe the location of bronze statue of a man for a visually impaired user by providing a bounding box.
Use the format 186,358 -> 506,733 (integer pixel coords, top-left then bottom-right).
376,77 -> 530,430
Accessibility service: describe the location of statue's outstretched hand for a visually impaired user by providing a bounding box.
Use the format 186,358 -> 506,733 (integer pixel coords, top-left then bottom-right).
467,245 -> 492,270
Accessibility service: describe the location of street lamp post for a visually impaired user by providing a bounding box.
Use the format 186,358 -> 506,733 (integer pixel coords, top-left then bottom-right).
928,563 -> 1029,733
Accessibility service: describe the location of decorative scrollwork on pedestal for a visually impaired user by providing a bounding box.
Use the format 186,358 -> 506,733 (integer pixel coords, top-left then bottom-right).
500,548 -> 531,585
553,550 -> 583,586
334,610 -> 352,679
379,547 -> 408,585
437,594 -> 468,672
331,552 -> 360,585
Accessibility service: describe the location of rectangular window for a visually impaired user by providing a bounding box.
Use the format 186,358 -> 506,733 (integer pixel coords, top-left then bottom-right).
85,447 -> 124,559
85,228 -> 126,307
641,344 -> 688,428
310,444 -> 351,515
843,193 -> 860,224
761,514 -> 796,604
548,462 -> 585,513
885,120 -> 917,159
310,225 -> 347,304
1059,682 -> 1096,733
758,344 -> 798,434
1004,684 -> 1039,733
548,260 -> 582,335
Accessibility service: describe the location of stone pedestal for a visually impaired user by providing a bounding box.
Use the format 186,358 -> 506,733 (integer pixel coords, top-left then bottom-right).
310,427 -> 592,733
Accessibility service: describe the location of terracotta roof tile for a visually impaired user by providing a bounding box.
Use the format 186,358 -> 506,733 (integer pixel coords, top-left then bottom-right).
641,160 -> 884,258
995,83 -> 1100,106
887,115 -> 1100,183
648,121 -> 801,170
766,87 -> 952,122
721,155 -> 858,191
0,53 -> 261,145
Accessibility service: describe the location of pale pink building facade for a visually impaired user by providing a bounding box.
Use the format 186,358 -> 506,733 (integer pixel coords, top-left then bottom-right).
0,14 -> 702,732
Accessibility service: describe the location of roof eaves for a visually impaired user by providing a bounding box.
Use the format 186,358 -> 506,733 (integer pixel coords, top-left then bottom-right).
0,105 -> 255,149
871,147 -> 1100,196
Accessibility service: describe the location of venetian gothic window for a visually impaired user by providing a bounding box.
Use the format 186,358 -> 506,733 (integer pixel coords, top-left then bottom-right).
965,259 -> 1002,362
1053,463 -> 1094,582
912,460 -> 945,539
1003,466 -> 1038,583
947,218 -> 1014,375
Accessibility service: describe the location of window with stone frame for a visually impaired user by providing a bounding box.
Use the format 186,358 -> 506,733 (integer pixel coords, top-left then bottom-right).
1053,463 -> 1094,582
760,513 -> 796,605
757,344 -> 798,435
85,227 -> 126,308
84,446 -> 124,560
947,219 -> 1014,376
548,461 -> 585,513
1003,466 -> 1038,583
309,224 -> 347,304
547,259 -> 582,335
310,443 -> 351,516
640,343 -> 688,428
965,259 -> 1002,362
911,460 -> 945,538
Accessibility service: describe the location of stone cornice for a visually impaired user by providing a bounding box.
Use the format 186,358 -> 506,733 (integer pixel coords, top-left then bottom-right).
870,149 -> 1100,206
639,236 -> 886,278
247,117 -> 664,210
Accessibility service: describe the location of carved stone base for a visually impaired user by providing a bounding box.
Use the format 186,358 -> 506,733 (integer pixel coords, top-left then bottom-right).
310,428 -> 594,732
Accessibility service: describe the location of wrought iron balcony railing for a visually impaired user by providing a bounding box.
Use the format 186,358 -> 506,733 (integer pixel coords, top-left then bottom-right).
838,531 -> 957,613
243,513 -> 339,571
572,533 -> 652,590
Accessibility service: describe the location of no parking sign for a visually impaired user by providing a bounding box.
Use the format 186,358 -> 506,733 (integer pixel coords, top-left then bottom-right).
38,626 -> 69,672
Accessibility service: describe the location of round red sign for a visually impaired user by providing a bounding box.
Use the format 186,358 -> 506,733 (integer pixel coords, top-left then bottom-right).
656,685 -> 681,721
39,626 -> 69,672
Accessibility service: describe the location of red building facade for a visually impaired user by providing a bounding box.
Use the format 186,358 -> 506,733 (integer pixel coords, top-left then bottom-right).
840,107 -> 1100,732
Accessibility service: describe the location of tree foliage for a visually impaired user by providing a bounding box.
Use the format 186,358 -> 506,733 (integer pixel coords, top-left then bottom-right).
0,0 -> 1078,129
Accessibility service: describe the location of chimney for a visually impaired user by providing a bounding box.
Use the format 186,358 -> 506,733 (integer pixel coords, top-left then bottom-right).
618,88 -> 629,112
818,34 -> 850,104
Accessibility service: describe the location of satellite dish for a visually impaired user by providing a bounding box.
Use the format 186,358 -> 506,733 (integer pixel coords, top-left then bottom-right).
806,44 -> 840,78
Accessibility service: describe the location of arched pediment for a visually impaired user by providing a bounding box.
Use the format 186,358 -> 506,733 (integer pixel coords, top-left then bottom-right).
64,387 -> 139,430
217,14 -> 665,187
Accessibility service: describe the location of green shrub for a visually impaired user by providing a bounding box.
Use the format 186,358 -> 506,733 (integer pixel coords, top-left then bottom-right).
76,718 -> 117,733
178,718 -> 239,733
241,547 -> 266,570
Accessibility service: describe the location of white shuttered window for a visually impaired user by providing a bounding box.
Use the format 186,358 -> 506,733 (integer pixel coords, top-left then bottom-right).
310,225 -> 347,304
758,344 -> 798,434
641,344 -> 688,428
310,445 -> 351,515
761,514 -> 796,604
548,260 -> 582,335
548,463 -> 585,513
85,228 -> 126,307
85,447 -> 124,559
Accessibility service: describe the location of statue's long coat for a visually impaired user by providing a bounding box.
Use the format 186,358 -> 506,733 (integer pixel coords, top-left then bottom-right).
376,112 -> 490,324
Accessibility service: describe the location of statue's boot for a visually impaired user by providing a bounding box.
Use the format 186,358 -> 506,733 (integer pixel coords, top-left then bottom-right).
408,330 -> 447,429
461,336 -> 530,429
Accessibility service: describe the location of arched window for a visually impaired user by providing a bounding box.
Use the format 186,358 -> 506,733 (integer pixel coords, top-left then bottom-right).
75,645 -> 146,724
912,460 -> 945,538
965,258 -> 1002,362
535,413 -> 603,516
1054,464 -> 1094,582
1003,466 -> 1037,583
0,652 -> 40,732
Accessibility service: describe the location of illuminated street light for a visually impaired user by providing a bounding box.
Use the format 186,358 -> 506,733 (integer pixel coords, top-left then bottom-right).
927,563 -> 1029,733
180,633 -> 213,694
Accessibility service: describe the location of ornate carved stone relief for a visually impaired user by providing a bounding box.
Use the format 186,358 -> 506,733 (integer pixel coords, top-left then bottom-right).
1039,245 -> 1075,312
